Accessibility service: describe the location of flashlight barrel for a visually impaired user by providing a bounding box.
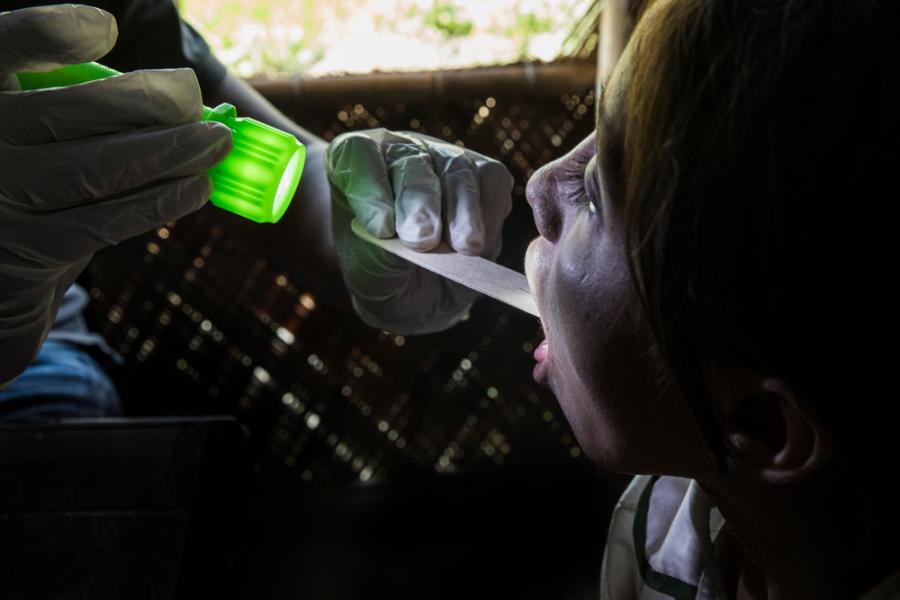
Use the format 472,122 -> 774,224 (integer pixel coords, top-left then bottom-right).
16,63 -> 305,223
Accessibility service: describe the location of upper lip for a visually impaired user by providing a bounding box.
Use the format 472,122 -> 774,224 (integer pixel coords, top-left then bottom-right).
525,237 -> 546,319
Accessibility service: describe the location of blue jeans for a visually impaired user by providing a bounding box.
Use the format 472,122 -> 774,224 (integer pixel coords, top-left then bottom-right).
0,340 -> 121,421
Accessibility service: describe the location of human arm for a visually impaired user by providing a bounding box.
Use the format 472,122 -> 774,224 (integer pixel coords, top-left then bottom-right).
202,74 -> 346,306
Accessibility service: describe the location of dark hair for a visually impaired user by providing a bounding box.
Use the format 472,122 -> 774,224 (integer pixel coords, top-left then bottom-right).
622,0 -> 899,459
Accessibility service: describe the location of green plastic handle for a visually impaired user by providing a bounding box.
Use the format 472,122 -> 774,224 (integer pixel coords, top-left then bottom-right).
17,63 -> 305,224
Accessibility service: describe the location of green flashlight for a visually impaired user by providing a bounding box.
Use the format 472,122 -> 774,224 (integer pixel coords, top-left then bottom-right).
16,62 -> 305,224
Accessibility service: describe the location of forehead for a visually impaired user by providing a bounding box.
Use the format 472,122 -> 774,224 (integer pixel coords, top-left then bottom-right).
597,0 -> 678,143
596,28 -> 636,134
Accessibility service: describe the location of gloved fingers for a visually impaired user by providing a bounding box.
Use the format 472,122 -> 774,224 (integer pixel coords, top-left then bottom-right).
325,129 -> 492,334
31,175 -> 211,263
0,175 -> 211,264
0,69 -> 203,145
385,138 -> 442,252
0,5 -> 117,74
327,132 -> 416,309
71,174 -> 212,250
330,192 -> 414,294
0,121 -> 231,210
429,146 -> 485,256
473,157 -> 514,261
327,132 -> 395,237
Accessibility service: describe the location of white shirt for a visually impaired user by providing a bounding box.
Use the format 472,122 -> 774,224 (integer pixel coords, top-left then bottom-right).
599,475 -> 900,600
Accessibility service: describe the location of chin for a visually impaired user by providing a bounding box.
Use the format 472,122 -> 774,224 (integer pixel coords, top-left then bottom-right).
553,394 -> 630,472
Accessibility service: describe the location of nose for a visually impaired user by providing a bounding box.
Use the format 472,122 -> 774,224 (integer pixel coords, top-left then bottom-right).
525,161 -> 563,243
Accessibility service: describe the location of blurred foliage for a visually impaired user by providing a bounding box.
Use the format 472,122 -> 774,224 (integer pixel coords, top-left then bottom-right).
423,3 -> 474,39
509,12 -> 554,56
183,0 -> 595,77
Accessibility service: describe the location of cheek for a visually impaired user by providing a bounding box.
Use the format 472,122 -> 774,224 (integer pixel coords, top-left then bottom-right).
543,218 -> 711,475
548,214 -> 633,375
544,219 -> 638,446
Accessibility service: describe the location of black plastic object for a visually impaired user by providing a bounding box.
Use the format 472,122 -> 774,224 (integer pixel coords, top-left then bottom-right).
0,416 -> 250,600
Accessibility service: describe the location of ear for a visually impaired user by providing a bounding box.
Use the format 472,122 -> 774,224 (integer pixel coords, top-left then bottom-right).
707,368 -> 832,484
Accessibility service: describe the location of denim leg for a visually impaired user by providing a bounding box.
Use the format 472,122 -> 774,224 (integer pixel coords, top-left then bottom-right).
0,340 -> 121,421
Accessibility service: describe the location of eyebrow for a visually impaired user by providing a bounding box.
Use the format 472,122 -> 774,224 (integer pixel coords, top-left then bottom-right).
594,74 -> 622,196
595,74 -> 612,156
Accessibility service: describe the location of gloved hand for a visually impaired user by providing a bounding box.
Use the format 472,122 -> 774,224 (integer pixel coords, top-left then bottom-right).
0,4 -> 232,384
327,128 -> 513,334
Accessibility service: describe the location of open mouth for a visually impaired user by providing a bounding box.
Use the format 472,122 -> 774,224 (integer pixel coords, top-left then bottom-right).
524,237 -> 551,385
533,339 -> 550,385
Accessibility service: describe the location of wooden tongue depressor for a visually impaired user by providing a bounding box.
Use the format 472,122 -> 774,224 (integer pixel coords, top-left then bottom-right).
351,219 -> 540,318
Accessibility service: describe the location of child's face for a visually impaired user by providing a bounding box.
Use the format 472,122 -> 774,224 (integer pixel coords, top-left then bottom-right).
524,35 -> 715,477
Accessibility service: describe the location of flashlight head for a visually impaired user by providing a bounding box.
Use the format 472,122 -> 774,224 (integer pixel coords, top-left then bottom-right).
203,103 -> 305,223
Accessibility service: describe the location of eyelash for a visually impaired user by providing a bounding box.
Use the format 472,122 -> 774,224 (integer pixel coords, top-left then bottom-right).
560,139 -> 600,216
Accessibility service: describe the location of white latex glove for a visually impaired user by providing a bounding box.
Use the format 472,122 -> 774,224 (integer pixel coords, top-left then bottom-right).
327,128 -> 513,334
0,5 -> 232,384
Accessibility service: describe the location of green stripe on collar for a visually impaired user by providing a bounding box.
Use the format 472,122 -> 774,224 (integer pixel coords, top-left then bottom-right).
633,475 -> 699,600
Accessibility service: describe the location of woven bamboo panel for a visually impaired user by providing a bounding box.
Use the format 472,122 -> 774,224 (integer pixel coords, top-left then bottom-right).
84,63 -> 598,490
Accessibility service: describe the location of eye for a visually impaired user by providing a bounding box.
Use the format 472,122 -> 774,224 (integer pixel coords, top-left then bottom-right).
583,155 -> 601,216
561,139 -> 599,215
